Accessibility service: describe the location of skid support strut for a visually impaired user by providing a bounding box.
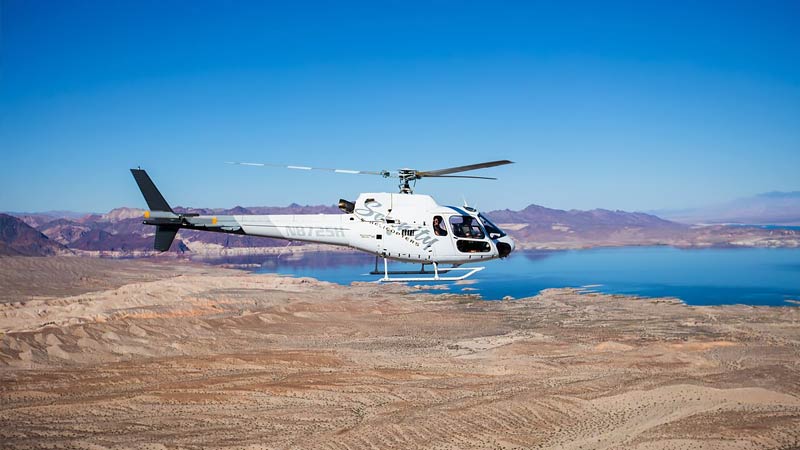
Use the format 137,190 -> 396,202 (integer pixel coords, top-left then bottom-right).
376,258 -> 484,282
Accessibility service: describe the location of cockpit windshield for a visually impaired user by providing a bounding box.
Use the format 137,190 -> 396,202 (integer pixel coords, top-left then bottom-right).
449,216 -> 485,239
478,213 -> 506,239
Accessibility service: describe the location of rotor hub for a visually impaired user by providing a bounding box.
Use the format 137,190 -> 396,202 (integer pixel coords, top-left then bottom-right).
397,169 -> 419,194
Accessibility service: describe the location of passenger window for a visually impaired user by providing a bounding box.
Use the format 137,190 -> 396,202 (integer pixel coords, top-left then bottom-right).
432,216 -> 448,236
449,216 -> 485,239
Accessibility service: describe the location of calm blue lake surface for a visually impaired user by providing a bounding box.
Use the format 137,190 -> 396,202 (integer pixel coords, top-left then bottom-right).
242,247 -> 800,306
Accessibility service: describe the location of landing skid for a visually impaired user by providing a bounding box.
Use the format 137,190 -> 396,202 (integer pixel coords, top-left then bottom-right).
371,258 -> 485,282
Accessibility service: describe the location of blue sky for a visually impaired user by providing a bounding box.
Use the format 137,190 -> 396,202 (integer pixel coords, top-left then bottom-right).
1,1 -> 799,213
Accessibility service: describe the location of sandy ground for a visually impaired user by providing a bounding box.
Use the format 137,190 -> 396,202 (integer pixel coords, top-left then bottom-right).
0,257 -> 799,449
0,256 -> 234,304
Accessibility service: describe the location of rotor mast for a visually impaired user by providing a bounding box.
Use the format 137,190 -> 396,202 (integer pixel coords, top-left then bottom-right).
398,169 -> 417,194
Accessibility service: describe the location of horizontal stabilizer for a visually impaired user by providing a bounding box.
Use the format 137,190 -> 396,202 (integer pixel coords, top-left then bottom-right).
154,225 -> 179,252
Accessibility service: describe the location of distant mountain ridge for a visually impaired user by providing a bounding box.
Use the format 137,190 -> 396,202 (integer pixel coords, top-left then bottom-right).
2,201 -> 798,257
2,204 -> 344,256
487,204 -> 681,229
173,204 -> 342,216
654,191 -> 800,225
758,191 -> 800,199
101,207 -> 146,222
484,204 -> 688,248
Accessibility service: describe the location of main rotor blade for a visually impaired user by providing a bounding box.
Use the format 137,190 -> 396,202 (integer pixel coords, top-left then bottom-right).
416,160 -> 513,177
423,175 -> 497,180
227,161 -> 391,177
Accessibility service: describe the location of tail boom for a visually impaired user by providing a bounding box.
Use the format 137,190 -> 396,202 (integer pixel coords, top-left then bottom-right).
132,168 -> 351,252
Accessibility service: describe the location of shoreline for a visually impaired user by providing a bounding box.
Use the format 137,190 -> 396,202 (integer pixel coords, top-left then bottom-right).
51,240 -> 800,261
9,245 -> 799,307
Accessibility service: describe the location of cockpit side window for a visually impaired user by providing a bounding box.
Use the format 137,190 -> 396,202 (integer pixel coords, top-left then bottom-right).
432,215 -> 448,236
449,216 -> 486,239
478,213 -> 506,239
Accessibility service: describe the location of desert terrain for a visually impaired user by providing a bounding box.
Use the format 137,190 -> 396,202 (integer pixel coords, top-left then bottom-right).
1,257 -> 799,449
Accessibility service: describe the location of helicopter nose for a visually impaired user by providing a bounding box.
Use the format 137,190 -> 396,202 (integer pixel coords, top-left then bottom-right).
497,236 -> 515,258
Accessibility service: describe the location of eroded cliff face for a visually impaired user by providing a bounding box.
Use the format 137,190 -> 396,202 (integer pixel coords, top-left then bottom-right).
0,257 -> 798,449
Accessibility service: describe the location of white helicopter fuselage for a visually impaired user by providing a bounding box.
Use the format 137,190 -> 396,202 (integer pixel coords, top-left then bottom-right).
177,192 -> 514,265
132,165 -> 514,280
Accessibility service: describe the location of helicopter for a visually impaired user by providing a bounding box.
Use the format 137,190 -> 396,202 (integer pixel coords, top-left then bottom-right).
131,160 -> 515,282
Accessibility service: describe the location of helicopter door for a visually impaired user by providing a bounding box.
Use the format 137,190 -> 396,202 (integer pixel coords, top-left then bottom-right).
449,216 -> 491,253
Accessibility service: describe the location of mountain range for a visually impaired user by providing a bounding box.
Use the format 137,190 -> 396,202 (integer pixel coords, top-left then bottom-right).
653,191 -> 800,225
2,200 -> 798,257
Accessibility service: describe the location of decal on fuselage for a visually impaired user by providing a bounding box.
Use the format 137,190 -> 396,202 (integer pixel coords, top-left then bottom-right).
355,200 -> 439,250
284,226 -> 345,238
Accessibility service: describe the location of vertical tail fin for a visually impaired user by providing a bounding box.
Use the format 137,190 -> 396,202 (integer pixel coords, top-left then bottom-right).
131,168 -> 179,252
130,169 -> 173,213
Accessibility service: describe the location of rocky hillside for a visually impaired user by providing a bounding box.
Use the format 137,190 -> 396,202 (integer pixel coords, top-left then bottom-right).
37,218 -> 93,245
0,214 -> 67,256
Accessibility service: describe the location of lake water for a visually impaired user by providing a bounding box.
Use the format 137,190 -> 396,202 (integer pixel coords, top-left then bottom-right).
236,246 -> 800,306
